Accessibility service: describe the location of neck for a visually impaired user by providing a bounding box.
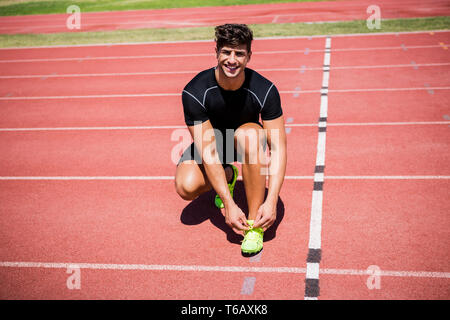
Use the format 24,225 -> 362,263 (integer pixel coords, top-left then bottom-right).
215,66 -> 245,91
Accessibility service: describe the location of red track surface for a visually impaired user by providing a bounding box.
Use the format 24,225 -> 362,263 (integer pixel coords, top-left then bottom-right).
0,0 -> 449,34
0,29 -> 449,300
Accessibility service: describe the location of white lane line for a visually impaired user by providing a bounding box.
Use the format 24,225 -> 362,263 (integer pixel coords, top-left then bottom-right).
0,176 -> 176,180
4,63 -> 449,79
320,268 -> 450,279
0,70 -> 200,79
0,125 -> 187,131
0,176 -> 449,181
0,261 -> 305,273
0,45 -> 442,64
325,176 -> 450,180
0,261 -> 449,279
1,121 -> 448,132
0,30 -> 447,50
2,87 -> 449,100
324,121 -> 450,126
0,53 -> 212,63
304,36 -> 331,300
326,87 -> 450,93
280,87 -> 450,94
286,121 -> 450,127
331,62 -> 450,70
0,20 -> 208,31
0,93 -> 181,100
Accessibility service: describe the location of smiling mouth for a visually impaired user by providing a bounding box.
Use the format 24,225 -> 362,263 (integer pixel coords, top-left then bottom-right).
225,65 -> 238,72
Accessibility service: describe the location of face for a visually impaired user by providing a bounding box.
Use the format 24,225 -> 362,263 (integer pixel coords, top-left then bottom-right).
216,44 -> 251,79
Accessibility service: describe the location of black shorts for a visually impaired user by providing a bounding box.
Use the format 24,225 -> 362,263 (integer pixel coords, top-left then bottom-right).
177,123 -> 265,166
177,135 -> 242,166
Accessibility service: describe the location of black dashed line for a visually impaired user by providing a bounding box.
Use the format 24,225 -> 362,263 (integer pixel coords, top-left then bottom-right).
305,278 -> 320,297
314,165 -> 325,173
307,249 -> 322,263
313,181 -> 324,191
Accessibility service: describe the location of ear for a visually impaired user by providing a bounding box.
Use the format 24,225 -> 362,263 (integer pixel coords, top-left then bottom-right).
247,50 -> 252,62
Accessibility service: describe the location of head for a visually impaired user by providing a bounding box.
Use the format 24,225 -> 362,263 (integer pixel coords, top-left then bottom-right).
214,24 -> 253,79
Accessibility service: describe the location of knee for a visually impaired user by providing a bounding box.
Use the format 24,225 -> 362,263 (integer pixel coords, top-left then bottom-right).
175,173 -> 203,201
175,180 -> 196,201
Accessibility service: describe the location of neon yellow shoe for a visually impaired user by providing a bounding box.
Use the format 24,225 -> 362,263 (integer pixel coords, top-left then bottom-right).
215,164 -> 238,209
241,220 -> 264,254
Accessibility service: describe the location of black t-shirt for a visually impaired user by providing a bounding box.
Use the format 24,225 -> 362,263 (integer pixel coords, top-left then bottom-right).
182,67 -> 283,133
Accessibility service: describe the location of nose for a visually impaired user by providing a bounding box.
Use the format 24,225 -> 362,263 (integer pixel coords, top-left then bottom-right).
228,51 -> 237,64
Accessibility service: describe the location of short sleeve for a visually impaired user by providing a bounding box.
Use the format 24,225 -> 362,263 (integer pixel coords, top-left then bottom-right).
261,84 -> 283,121
182,90 -> 209,126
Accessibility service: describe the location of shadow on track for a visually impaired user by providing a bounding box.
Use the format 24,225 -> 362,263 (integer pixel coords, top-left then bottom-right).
180,181 -> 285,245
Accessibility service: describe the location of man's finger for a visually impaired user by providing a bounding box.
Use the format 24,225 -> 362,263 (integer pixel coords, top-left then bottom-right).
232,223 -> 247,235
240,216 -> 249,227
233,220 -> 248,232
253,210 -> 263,226
253,215 -> 269,228
261,218 -> 275,231
261,222 -> 271,231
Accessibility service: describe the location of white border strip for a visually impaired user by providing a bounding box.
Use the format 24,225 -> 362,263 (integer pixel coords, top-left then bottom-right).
0,261 -> 448,279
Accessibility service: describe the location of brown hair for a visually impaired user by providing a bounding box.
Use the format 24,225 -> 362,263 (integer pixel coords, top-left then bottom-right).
214,23 -> 253,53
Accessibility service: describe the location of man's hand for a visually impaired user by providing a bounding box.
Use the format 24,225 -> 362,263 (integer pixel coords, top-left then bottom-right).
253,201 -> 276,231
223,203 -> 249,234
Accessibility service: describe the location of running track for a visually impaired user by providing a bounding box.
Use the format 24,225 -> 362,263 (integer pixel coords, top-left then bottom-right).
0,0 -> 449,34
0,30 -> 449,300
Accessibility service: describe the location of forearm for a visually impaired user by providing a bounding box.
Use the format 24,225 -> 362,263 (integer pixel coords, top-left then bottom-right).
203,161 -> 234,206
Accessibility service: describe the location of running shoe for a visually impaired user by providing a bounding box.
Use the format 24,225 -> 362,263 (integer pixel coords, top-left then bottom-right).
241,220 -> 264,254
215,164 -> 238,209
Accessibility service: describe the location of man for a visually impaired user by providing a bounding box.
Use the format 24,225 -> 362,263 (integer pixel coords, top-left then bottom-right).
175,23 -> 287,255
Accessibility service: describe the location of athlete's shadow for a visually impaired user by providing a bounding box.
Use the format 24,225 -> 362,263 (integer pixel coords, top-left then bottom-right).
180,181 -> 285,244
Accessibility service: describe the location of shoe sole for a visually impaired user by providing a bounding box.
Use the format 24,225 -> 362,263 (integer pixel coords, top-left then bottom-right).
241,248 -> 263,257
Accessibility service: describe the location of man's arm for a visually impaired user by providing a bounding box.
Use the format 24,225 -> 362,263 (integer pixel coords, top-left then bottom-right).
188,120 -> 249,234
253,115 -> 287,230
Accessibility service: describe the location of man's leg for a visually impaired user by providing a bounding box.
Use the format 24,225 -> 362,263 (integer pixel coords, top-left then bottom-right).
175,160 -> 234,201
175,161 -> 212,201
234,123 -> 267,221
